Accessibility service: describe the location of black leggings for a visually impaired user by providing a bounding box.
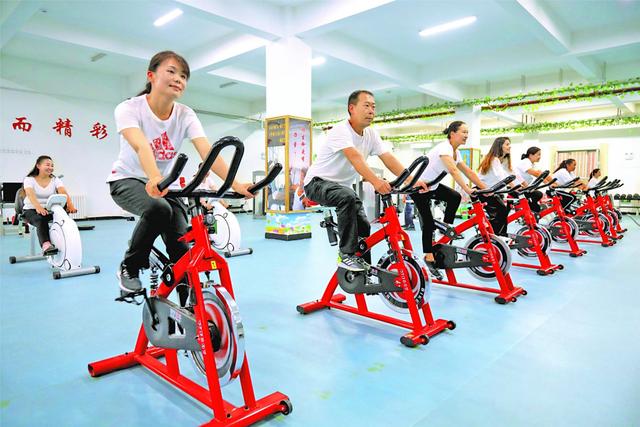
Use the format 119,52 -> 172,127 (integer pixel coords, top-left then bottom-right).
410,184 -> 461,254
482,195 -> 509,236
22,209 -> 52,246
110,178 -> 189,270
558,192 -> 577,212
525,190 -> 543,213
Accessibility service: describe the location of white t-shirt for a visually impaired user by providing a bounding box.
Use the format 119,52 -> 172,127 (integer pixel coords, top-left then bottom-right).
479,157 -> 511,187
107,95 -> 206,185
418,141 -> 462,191
197,173 -> 220,203
588,177 -> 600,188
303,120 -> 390,188
23,176 -> 64,210
552,168 -> 575,186
514,158 -> 535,184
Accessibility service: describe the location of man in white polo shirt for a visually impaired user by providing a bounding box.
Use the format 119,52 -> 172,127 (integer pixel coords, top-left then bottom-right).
304,90 -> 427,271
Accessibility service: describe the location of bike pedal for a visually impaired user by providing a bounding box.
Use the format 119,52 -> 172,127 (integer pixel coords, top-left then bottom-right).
115,289 -> 146,305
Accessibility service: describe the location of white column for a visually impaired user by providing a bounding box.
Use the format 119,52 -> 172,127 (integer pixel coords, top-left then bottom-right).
265,37 -> 312,118
456,105 -> 482,148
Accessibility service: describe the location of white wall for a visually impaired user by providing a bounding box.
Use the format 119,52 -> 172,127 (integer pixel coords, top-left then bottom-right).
479,127 -> 640,193
1,56 -> 266,217
0,86 -> 122,217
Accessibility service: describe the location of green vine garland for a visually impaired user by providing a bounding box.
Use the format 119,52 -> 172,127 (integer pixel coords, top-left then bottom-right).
383,114 -> 640,145
314,77 -> 640,129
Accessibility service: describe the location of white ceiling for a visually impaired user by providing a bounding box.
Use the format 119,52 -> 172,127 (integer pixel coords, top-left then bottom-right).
1,0 -> 639,118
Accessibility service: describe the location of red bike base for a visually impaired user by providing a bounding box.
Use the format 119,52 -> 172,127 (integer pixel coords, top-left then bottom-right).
297,290 -> 453,347
551,247 -> 587,257
432,268 -> 527,305
89,345 -> 290,427
512,261 -> 563,276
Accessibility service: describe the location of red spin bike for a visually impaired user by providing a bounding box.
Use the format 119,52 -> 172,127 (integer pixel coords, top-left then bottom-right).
539,177 -> 587,258
567,176 -> 618,247
504,171 -> 564,275
88,137 -> 292,427
431,175 -> 527,305
297,156 -> 455,348
592,178 -> 626,237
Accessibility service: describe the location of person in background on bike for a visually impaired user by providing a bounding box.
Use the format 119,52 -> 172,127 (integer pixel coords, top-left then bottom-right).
514,146 -> 552,212
22,155 -> 77,255
412,121 -> 488,278
478,136 -> 514,237
304,90 -> 428,272
588,168 -> 602,188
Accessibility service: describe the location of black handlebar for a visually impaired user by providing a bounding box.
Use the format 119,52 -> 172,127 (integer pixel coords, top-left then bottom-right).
475,175 -> 516,196
528,170 -> 550,189
157,154 -> 189,192
597,179 -> 622,193
590,176 -> 609,191
556,177 -> 581,189
156,135 -> 281,201
223,163 -> 284,199
179,136 -> 244,197
536,178 -> 557,191
391,156 -> 430,193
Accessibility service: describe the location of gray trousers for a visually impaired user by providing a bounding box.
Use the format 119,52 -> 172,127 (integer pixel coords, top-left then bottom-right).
304,177 -> 370,255
110,178 -> 189,270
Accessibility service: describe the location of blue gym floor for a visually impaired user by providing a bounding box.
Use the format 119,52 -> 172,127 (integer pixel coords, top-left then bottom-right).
1,214 -> 639,427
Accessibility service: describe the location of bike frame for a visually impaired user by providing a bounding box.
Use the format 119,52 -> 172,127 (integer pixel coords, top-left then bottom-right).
596,191 -> 626,236
571,192 -> 616,246
432,196 -> 526,304
88,140 -> 290,426
539,192 -> 587,257
507,195 -> 563,274
297,197 -> 452,347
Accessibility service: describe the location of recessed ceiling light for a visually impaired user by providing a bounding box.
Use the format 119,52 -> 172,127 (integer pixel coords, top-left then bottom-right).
311,56 -> 326,66
154,9 -> 183,27
419,16 -> 477,37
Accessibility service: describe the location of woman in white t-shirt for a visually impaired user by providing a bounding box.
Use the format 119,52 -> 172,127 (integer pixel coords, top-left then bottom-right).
588,168 -> 602,189
22,155 -> 77,255
107,51 -> 253,296
477,137 -> 514,236
514,147 -> 551,213
411,121 -> 489,275
552,158 -> 586,211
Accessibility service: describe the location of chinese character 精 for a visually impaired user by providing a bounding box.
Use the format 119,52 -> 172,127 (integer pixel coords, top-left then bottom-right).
53,118 -> 73,137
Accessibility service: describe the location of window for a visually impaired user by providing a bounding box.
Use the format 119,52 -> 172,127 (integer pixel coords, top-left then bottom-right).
555,149 -> 598,179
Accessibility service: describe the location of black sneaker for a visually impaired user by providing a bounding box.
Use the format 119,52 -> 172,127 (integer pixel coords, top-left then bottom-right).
117,261 -> 142,293
425,261 -> 443,281
338,253 -> 367,272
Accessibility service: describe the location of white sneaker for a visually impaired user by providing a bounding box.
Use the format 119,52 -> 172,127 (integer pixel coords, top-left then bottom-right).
496,235 -> 514,248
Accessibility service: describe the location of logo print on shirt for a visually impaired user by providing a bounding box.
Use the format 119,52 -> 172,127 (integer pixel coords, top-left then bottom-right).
150,132 -> 176,161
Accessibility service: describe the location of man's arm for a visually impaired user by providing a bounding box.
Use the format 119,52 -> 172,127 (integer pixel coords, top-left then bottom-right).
342,147 -> 391,194
378,152 -> 405,176
379,152 -> 429,192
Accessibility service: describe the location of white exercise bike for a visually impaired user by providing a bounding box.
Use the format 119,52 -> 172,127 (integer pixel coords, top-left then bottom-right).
9,194 -> 100,279
207,200 -> 253,257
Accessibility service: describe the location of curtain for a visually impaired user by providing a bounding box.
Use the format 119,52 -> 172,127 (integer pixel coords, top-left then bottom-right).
556,150 -> 599,179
